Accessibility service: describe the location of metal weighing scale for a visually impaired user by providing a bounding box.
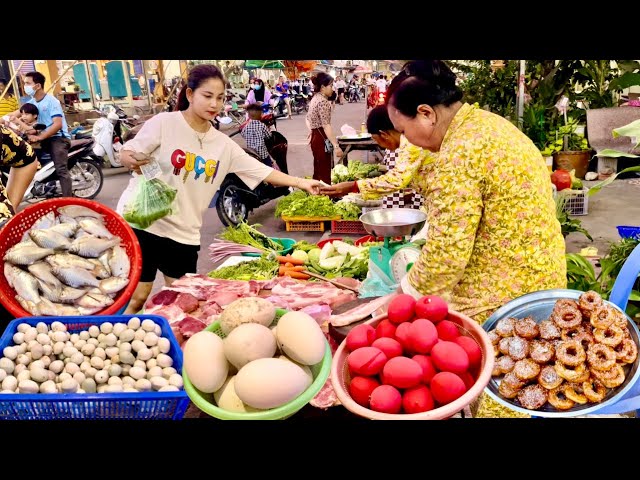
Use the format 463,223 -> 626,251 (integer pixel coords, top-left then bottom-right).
359,208 -> 427,285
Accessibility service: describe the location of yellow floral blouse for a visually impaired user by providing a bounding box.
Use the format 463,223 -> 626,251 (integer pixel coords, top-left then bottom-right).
357,135 -> 431,199
400,103 -> 567,324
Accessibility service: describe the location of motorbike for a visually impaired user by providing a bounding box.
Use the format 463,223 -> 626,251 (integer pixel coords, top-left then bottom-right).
1,136 -> 104,203
347,83 -> 361,103
269,92 -> 290,119
213,116 -> 289,226
290,92 -> 309,114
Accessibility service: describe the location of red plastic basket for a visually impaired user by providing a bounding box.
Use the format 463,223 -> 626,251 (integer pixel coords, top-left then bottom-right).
0,198 -> 142,318
331,220 -> 368,235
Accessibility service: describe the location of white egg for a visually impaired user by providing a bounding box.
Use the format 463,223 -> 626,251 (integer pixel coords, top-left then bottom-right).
183,331 -> 228,393
213,376 -> 259,413
223,323 -> 277,370
275,311 -> 326,365
234,358 -> 312,409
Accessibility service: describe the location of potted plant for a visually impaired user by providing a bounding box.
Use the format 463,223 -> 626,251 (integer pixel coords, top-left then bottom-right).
541,116 -> 592,179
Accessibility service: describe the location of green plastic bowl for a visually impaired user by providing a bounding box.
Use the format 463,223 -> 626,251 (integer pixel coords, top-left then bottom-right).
183,309 -> 332,420
241,237 -> 296,257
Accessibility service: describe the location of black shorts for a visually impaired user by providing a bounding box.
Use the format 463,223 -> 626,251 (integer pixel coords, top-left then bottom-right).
133,228 -> 200,282
337,87 -> 345,95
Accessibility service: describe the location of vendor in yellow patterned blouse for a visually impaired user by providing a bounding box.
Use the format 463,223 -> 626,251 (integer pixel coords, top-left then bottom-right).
386,60 -> 567,418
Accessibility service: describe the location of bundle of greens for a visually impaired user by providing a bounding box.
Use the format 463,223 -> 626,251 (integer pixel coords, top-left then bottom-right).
218,222 -> 281,251
123,178 -> 178,229
208,257 -> 279,281
291,240 -> 318,252
334,200 -> 362,220
275,191 -> 336,218
331,160 -> 380,183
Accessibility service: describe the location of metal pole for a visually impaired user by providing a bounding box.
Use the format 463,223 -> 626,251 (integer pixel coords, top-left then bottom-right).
517,60 -> 526,129
84,60 -> 98,109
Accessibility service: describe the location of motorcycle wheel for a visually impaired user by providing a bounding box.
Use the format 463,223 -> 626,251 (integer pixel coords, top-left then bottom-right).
71,160 -> 104,199
215,178 -> 249,227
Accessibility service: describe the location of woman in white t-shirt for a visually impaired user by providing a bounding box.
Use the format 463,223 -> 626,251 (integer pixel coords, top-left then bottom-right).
119,64 -> 322,314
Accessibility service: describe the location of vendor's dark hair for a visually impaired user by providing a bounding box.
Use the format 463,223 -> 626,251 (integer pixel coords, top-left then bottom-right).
25,71 -> 46,88
311,72 -> 333,94
387,60 -> 462,117
176,64 -> 225,111
366,105 -> 395,135
19,103 -> 38,115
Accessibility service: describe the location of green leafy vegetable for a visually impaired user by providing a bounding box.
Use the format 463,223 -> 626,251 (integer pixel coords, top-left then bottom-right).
274,190 -> 308,218
208,257 -> 279,280
123,178 -> 178,229
331,160 -> 381,183
275,191 -> 336,218
334,200 -> 362,220
218,222 -> 281,251
291,240 -> 318,252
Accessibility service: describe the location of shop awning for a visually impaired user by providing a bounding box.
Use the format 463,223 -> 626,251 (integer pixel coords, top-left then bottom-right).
244,60 -> 285,69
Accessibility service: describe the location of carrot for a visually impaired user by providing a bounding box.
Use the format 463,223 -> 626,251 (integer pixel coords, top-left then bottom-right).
285,262 -> 294,268
278,266 -> 288,276
276,255 -> 305,266
284,271 -> 310,280
289,266 -> 306,272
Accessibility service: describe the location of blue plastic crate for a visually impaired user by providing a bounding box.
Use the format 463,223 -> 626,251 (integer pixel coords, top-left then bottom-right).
0,315 -> 189,420
617,226 -> 640,240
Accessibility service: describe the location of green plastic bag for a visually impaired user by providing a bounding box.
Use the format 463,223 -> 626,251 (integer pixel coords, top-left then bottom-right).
122,178 -> 178,229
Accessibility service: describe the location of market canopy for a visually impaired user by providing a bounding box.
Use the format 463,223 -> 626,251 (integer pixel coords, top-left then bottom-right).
243,60 -> 285,69
283,60 -> 317,79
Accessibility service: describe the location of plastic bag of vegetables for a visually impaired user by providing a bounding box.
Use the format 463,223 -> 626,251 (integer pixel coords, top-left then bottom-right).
122,178 -> 178,229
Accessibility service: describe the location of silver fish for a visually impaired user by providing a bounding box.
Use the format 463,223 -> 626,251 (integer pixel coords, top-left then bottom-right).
37,298 -> 80,316
78,306 -> 104,315
8,266 -> 40,303
59,214 -> 78,226
52,266 -> 101,288
69,236 -> 120,258
99,276 -> 129,294
88,259 -> 111,279
32,211 -> 57,230
29,229 -> 71,250
76,293 -> 114,308
27,262 -> 63,289
46,253 -> 95,271
108,245 -> 130,278
16,295 -> 40,315
47,223 -> 79,238
57,206 -> 103,219
87,287 -> 117,299
21,231 -> 31,242
4,263 -> 15,288
77,215 -> 105,224
98,251 -> 111,272
79,219 -> 113,239
12,238 -> 37,250
38,281 -> 86,304
4,245 -> 55,265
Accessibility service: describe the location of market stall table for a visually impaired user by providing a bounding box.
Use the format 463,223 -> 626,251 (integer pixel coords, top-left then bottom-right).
336,137 -> 384,166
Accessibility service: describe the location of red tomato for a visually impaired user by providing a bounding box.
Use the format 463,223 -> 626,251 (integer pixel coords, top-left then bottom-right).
402,385 -> 435,414
346,324 -> 377,352
387,294 -> 416,324
349,376 -> 380,407
414,295 -> 448,323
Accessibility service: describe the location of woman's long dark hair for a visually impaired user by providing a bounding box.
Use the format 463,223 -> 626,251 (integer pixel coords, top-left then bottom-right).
311,72 -> 333,96
387,60 -> 462,118
253,78 -> 266,102
176,64 -> 225,111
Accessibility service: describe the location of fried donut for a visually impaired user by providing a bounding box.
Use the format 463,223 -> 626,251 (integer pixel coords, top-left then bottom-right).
593,324 -> 624,347
493,344 -> 500,357
538,365 -> 564,389
488,330 -> 500,345
498,337 -> 512,355
539,319 -> 561,340
554,298 -> 580,312
600,364 -> 625,389
583,378 -> 607,403
502,371 -> 526,390
517,384 -> 548,410
530,340 -> 555,364
514,317 -> 540,339
495,318 -> 515,337
578,290 -> 603,319
615,337 -> 638,364
499,378 -> 521,399
587,343 -> 617,371
563,383 -> 588,404
493,355 -> 515,375
611,308 -> 628,329
573,331 -> 595,352
548,385 -> 575,410
554,361 -> 587,382
561,324 -> 587,341
508,336 -> 530,360
514,358 -> 541,381
572,366 -> 591,383
556,340 -> 587,367
551,306 -> 583,329
590,306 -> 615,329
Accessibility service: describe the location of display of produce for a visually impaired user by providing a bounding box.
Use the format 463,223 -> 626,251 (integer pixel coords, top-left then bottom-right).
331,160 -> 381,183
488,291 -> 638,412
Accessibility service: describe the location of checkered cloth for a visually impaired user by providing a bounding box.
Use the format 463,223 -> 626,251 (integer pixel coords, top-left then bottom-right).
241,119 -> 271,161
381,148 -> 424,209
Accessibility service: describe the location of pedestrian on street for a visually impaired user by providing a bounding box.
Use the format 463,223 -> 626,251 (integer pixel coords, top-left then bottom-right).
118,64 -> 323,314
305,72 -> 343,184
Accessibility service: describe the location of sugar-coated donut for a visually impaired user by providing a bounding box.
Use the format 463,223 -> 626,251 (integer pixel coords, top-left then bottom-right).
587,343 -> 616,371
548,385 -> 575,410
556,340 -> 586,367
538,365 -> 563,390
495,318 -> 515,337
539,320 -> 561,340
517,384 -> 548,410
530,340 -> 555,364
514,317 -> 539,339
578,290 -> 603,319
593,324 -> 624,347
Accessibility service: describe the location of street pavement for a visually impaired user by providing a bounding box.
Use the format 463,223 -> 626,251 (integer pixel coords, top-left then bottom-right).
72,100 -> 640,296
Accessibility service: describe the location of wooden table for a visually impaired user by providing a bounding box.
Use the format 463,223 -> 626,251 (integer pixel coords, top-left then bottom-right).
336,137 -> 384,166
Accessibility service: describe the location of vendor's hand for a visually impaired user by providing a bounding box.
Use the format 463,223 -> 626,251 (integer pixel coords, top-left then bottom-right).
320,181 -> 355,198
121,149 -> 151,174
335,146 -> 343,158
27,134 -> 41,143
297,178 -> 323,195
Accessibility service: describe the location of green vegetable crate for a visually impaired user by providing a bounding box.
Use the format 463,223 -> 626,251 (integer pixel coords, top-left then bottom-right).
282,215 -> 340,232
331,220 -> 368,235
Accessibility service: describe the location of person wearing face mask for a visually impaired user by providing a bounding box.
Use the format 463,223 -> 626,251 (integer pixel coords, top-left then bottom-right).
117,64 -> 323,314
244,78 -> 272,108
305,72 -> 343,184
8,71 -> 72,197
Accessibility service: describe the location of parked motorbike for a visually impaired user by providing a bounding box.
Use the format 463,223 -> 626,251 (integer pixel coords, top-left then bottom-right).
348,84 -> 361,103
290,92 -> 309,114
1,137 -> 104,204
213,117 -> 289,226
269,92 -> 290,119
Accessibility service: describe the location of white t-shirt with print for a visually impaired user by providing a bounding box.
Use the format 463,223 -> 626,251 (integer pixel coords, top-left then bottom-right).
117,111 -> 273,246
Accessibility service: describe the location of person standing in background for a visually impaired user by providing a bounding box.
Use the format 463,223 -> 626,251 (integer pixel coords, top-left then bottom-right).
334,76 -> 346,105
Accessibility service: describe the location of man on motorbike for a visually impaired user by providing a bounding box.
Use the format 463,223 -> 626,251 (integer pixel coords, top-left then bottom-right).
274,75 -> 292,119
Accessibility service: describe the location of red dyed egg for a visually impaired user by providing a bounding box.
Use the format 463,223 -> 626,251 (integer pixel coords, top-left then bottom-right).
387,294 -> 416,324
381,357 -> 423,389
430,341 -> 470,374
369,385 -> 402,414
349,376 -> 380,407
402,385 -> 435,413
459,371 -> 476,390
346,324 -> 377,352
348,347 -> 388,376
415,295 -> 449,323
409,319 -> 438,354
411,354 -> 437,385
453,336 -> 482,369
371,337 -> 403,359
394,322 -> 414,353
431,372 -> 467,405
375,319 -> 397,339
436,320 -> 460,341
